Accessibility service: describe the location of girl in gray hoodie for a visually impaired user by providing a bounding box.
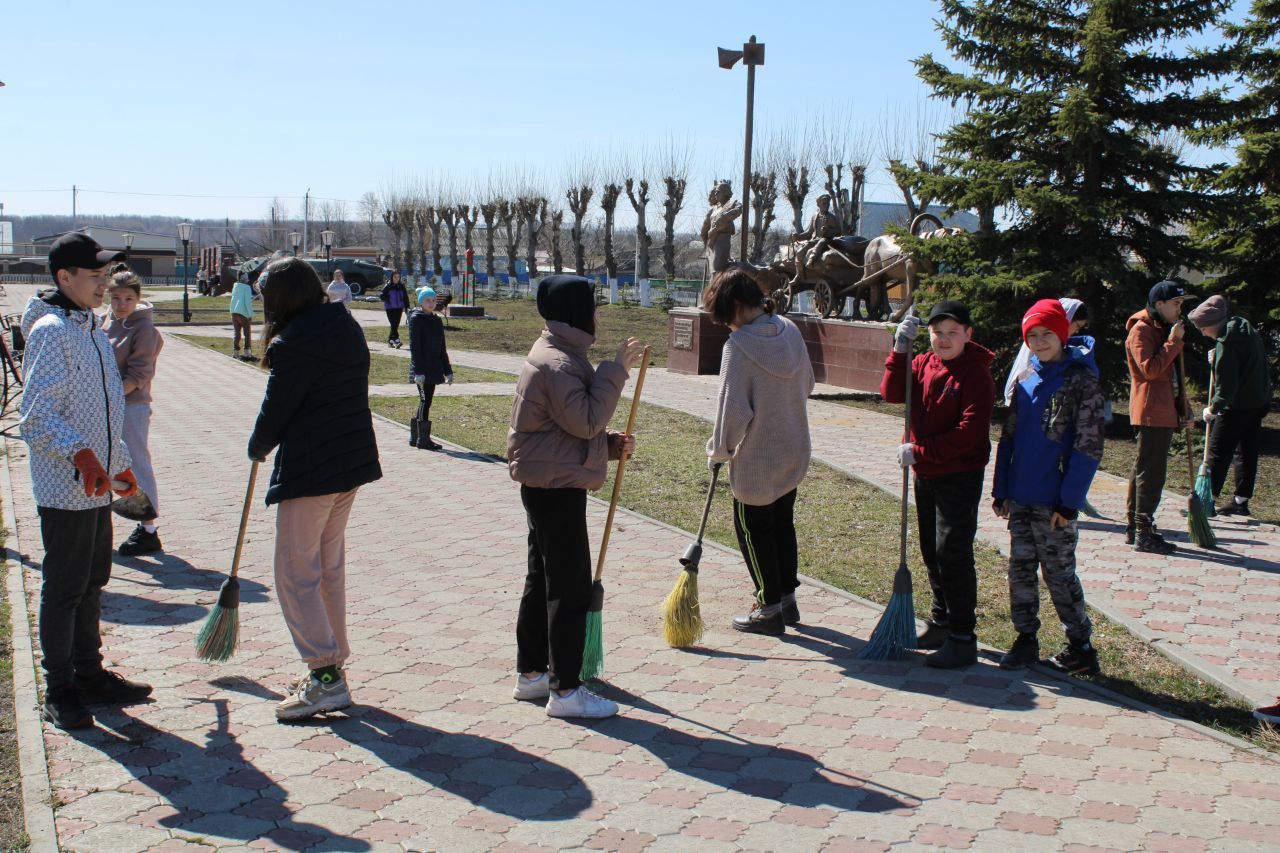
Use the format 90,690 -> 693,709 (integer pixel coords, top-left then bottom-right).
705,268 -> 815,636
103,268 -> 164,555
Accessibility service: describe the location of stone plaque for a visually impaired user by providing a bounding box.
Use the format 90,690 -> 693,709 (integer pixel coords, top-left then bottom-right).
673,317 -> 694,350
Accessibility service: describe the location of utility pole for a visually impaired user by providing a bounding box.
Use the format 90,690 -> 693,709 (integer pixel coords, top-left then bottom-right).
303,189 -> 310,257
72,185 -> 77,221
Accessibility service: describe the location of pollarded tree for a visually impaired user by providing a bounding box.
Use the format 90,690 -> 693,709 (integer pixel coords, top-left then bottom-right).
749,170 -> 779,263
517,196 -> 548,279
905,0 -> 1234,393
1193,0 -> 1280,338
773,128 -> 812,233
661,176 -> 688,280
381,202 -> 405,274
566,182 -> 594,276
625,177 -> 653,280
496,199 -> 524,283
550,209 -> 565,274
600,182 -> 622,282
457,204 -> 478,253
479,199 -> 499,283
439,205 -> 460,283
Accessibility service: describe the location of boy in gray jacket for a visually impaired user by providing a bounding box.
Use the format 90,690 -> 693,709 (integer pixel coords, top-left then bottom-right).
19,233 -> 153,729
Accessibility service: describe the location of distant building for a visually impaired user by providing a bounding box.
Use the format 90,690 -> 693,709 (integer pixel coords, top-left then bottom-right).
857,202 -> 979,237
29,226 -> 179,276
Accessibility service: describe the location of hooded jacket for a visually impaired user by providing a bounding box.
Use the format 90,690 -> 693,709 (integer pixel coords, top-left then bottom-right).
993,337 -> 1105,517
1210,316 -> 1272,413
508,321 -> 628,490
229,280 -> 255,318
103,303 -> 164,404
248,302 -> 382,505
707,313 -> 815,505
1125,308 -> 1185,428
408,308 -> 452,385
18,290 -> 132,510
881,341 -> 996,478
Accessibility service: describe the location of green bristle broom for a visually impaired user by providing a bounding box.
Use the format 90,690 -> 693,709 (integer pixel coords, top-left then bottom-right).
1178,354 -> 1215,548
582,348 -> 650,681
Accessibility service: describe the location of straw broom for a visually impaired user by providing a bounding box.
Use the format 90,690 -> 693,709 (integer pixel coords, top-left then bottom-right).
858,319 -> 918,661
581,348 -> 651,681
196,461 -> 259,661
662,462 -> 723,648
1178,353 -> 1215,548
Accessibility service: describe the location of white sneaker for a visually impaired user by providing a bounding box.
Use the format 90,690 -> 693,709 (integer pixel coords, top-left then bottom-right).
513,672 -> 551,701
546,686 -> 618,719
276,674 -> 352,721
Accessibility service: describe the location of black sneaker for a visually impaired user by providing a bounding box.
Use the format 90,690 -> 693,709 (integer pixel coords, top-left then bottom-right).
74,669 -> 153,705
917,621 -> 950,651
781,600 -> 800,626
1217,500 -> 1250,517
43,687 -> 93,729
118,524 -> 162,556
999,633 -> 1040,670
1134,529 -> 1176,555
1045,643 -> 1100,677
1124,525 -> 1135,545
732,605 -> 784,636
924,636 -> 978,669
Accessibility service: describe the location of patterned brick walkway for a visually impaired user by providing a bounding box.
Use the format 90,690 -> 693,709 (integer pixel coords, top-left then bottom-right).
3,322 -> 1278,849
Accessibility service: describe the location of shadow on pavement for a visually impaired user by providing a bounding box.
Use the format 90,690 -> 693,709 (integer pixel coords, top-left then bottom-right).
76,701 -> 372,852
594,685 -> 923,813
102,553 -> 269,625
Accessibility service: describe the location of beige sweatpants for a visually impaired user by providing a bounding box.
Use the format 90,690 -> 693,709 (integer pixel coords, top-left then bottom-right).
273,488 -> 359,669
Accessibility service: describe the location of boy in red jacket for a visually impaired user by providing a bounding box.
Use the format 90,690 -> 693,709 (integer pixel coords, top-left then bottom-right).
881,300 -> 996,669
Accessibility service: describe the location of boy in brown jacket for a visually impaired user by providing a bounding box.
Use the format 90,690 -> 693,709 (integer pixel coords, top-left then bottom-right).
508,275 -> 644,720
1124,280 -> 1194,554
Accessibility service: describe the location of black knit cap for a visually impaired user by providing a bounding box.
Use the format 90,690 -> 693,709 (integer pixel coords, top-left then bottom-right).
536,275 -> 596,336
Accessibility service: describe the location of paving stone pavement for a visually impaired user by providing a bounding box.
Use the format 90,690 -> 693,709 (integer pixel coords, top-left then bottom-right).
2,320 -> 1279,849
173,314 -> 1280,706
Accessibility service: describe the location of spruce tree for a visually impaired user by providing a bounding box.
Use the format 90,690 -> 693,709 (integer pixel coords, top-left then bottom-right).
1193,0 -> 1280,339
905,0 -> 1233,394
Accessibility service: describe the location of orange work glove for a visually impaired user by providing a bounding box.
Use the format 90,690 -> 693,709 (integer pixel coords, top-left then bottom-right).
111,469 -> 138,498
72,449 -> 111,498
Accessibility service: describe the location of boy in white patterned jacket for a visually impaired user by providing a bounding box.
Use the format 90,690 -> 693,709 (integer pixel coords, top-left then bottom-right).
19,233 -> 153,729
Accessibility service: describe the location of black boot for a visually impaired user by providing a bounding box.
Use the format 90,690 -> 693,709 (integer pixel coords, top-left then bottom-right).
1045,642 -> 1100,677
43,686 -> 93,729
1217,499 -> 1251,517
409,418 -> 420,447
1134,515 -> 1175,555
732,604 -> 784,636
418,420 -> 442,451
917,621 -> 950,651
924,635 -> 978,669
999,633 -> 1040,670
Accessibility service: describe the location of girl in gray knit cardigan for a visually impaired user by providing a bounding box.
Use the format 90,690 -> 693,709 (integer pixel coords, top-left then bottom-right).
704,268 -> 815,636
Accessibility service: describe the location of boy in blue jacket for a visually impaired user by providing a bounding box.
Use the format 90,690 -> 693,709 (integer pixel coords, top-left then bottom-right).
993,299 -> 1105,676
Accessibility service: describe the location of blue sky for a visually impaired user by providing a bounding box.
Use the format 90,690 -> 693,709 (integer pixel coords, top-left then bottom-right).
0,0 -> 1241,228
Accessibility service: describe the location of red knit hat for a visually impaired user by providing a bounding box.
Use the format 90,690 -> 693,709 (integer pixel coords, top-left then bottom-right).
1022,298 -> 1070,345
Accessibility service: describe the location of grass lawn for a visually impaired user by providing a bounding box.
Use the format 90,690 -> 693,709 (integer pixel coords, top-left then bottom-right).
0,530 -> 30,849
172,335 -> 512,385
368,393 -> 1274,750
149,295 -> 262,327
358,299 -> 672,366
823,396 -> 1280,526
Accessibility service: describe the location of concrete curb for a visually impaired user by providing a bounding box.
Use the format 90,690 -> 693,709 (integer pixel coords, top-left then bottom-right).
1,444 -> 60,851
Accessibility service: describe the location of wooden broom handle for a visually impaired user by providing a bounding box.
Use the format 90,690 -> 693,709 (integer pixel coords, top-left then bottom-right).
230,461 -> 259,580
594,347 -> 651,582
1178,352 -> 1196,483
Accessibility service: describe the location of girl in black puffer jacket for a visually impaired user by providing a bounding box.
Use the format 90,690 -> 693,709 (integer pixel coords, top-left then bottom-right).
247,257 -> 381,722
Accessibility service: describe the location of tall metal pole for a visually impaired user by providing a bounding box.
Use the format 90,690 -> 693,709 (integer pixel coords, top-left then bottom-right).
182,239 -> 191,323
740,55 -> 755,262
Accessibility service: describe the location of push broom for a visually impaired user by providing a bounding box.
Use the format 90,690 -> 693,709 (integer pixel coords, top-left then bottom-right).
1195,353 -> 1216,518
1179,353 -> 1215,548
662,462 -> 722,648
581,347 -> 651,681
196,461 -> 259,661
858,318 -> 918,661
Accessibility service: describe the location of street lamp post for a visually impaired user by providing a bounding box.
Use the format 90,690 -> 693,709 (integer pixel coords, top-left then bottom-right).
123,231 -> 133,265
321,229 -> 335,279
177,221 -> 193,323
717,35 -> 765,262
289,232 -> 301,257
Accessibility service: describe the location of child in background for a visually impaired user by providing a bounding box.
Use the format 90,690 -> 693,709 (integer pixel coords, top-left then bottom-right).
507,275 -> 644,719
704,267 -> 814,636
881,300 -> 996,669
993,299 -> 1105,676
380,271 -> 410,348
407,286 -> 453,450
326,270 -> 353,311
103,267 -> 165,556
230,270 -> 255,360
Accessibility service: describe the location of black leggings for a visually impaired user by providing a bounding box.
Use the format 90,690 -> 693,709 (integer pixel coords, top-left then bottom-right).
386,308 -> 404,340
517,486 -> 591,691
416,382 -> 435,422
732,489 -> 799,607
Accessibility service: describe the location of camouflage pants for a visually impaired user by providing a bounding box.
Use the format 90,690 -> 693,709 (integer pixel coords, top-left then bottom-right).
1007,501 -> 1092,646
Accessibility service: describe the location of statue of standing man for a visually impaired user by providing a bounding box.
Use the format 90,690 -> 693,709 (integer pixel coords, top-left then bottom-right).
700,181 -> 742,274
